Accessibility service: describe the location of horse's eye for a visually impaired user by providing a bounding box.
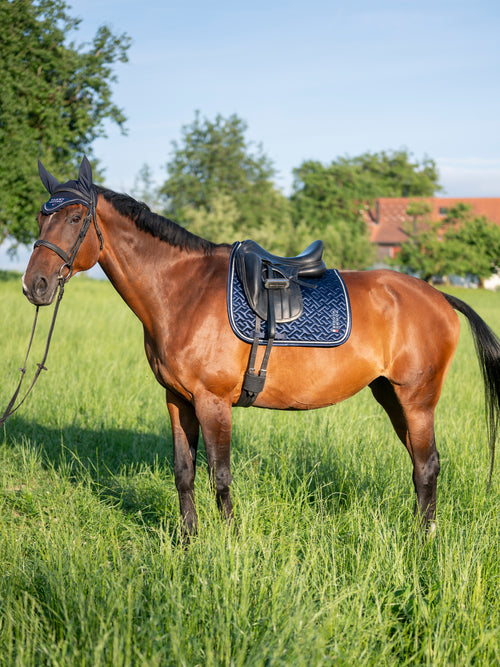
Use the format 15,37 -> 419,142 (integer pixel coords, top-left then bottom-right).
70,214 -> 82,225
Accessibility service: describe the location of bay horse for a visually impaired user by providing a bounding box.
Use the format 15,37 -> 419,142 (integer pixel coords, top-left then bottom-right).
22,158 -> 500,536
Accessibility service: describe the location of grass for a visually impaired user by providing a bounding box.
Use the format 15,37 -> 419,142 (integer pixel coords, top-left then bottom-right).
1,270 -> 500,665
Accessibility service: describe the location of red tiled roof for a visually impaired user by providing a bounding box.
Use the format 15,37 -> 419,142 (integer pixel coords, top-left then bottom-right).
369,222 -> 408,245
365,197 -> 500,246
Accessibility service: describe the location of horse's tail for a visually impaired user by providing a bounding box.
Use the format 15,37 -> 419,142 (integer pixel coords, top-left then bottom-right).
443,292 -> 500,488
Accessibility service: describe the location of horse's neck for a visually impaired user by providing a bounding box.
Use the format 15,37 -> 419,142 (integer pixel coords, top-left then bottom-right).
96,208 -> 197,333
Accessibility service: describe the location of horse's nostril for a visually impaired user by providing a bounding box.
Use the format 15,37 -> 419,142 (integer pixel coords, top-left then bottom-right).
34,276 -> 48,297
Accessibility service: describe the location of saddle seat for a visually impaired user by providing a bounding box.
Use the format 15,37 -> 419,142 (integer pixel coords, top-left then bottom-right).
234,239 -> 326,323
240,239 -> 326,277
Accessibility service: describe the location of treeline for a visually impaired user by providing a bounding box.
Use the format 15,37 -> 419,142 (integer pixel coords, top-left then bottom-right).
133,112 -> 440,270
134,111 -> 500,280
2,1 -> 500,279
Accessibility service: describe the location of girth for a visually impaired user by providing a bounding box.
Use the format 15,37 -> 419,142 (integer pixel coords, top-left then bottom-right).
234,240 -> 326,407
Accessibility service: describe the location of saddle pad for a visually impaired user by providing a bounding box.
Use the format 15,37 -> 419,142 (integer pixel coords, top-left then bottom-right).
227,246 -> 352,347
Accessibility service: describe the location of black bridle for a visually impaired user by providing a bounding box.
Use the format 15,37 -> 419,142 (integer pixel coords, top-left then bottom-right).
33,186 -> 103,281
0,189 -> 104,428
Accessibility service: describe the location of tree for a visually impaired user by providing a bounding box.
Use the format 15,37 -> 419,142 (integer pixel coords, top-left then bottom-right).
290,160 -> 369,269
161,111 -> 274,213
396,203 -> 500,282
160,111 -> 294,253
336,149 -> 441,199
441,205 -> 500,281
0,0 -> 130,246
290,150 -> 440,269
395,207 -> 443,281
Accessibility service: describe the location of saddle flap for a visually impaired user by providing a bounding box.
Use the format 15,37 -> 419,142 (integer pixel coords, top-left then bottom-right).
235,247 -> 303,323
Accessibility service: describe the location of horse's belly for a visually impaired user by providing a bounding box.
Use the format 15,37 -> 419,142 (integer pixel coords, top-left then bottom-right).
251,345 -> 379,410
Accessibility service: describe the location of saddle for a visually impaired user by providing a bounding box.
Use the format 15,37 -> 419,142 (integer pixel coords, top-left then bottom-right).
235,239 -> 326,323
233,239 -> 326,407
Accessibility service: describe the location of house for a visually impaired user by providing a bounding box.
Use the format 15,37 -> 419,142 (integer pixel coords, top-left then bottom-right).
363,197 -> 500,263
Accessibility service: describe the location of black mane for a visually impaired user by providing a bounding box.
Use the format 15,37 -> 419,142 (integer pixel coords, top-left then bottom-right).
96,186 -> 228,255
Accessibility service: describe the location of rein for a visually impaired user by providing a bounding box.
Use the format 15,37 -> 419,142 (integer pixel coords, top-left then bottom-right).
0,187 -> 102,428
0,279 -> 65,428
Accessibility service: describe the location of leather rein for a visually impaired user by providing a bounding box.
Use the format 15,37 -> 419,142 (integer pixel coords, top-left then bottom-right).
0,188 -> 103,428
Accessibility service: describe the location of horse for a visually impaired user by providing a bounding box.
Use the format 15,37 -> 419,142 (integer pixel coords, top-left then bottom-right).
22,157 -> 500,536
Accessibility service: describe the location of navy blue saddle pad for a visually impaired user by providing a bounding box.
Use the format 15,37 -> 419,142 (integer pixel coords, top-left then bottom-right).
227,244 -> 352,347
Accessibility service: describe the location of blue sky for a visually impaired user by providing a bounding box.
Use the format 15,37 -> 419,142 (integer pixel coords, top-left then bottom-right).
3,0 -> 500,270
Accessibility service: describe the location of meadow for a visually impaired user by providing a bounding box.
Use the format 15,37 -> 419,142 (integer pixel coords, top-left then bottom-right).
1,269 -> 499,666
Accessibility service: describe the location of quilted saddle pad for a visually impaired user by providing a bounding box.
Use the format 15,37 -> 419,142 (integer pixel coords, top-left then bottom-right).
227,245 -> 352,347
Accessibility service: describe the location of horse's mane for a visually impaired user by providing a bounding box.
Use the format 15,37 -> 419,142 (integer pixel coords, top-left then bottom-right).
95,186 -> 228,255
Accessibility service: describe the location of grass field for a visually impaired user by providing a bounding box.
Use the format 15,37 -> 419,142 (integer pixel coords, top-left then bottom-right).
1,269 -> 499,666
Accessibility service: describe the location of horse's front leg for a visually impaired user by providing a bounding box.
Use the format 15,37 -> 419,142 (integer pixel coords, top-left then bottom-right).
195,392 -> 234,524
166,389 -> 200,536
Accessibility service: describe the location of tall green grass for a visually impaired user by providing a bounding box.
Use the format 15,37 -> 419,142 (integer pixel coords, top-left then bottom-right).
1,270 -> 499,665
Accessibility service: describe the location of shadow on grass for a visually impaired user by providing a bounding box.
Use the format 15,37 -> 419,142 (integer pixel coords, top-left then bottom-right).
3,415 -> 176,525
3,410 -> 405,531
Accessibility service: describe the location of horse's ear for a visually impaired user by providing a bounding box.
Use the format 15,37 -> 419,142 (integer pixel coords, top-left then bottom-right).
38,160 -> 61,194
78,156 -> 93,195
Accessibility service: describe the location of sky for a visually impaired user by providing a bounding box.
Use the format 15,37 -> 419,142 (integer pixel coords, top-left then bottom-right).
2,0 -> 500,271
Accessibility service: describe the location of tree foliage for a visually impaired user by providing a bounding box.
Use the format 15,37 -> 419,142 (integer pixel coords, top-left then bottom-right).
396,203 -> 500,281
289,150 -> 440,269
395,214 -> 443,282
160,112 -> 294,254
0,0 -> 130,245
336,149 -> 440,199
441,205 -> 500,280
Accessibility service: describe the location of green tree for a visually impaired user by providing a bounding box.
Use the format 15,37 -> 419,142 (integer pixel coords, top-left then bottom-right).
290,160 -> 371,269
339,149 -> 441,199
290,151 -> 440,269
441,204 -> 500,281
160,111 -> 294,253
396,203 -> 500,282
395,206 -> 443,282
0,0 -> 130,246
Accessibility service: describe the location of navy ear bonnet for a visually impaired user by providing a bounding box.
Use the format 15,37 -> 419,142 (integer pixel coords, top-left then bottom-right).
41,183 -> 90,214
39,157 -> 95,215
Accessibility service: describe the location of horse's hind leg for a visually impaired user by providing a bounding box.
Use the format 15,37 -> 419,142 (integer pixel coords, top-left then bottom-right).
166,390 -> 200,536
369,377 -> 440,529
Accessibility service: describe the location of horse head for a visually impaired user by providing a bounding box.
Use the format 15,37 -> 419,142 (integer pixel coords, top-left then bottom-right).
23,157 -> 103,305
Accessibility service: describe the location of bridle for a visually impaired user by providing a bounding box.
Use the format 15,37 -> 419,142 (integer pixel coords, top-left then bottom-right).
33,186 -> 104,281
0,188 -> 104,428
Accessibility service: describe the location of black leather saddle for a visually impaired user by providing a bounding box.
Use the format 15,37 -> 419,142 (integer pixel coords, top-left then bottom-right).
234,239 -> 326,324
233,239 -> 326,407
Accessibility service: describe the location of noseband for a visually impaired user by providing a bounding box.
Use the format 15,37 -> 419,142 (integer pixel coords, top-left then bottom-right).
34,187 -> 104,281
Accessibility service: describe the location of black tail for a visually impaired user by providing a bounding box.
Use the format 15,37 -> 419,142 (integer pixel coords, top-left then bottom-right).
443,293 -> 500,488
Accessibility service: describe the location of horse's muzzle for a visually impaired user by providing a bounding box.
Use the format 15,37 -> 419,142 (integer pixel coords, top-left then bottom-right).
22,272 -> 58,306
